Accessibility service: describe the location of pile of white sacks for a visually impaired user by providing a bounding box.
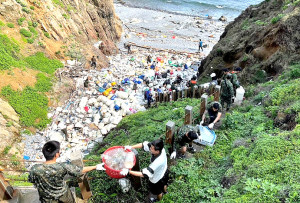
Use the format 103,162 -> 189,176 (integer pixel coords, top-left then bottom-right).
23,49 -> 203,164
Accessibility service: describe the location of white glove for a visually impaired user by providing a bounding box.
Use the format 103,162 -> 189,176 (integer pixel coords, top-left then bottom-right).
208,123 -> 214,129
120,168 -> 129,176
124,146 -> 132,150
198,135 -> 202,141
96,163 -> 105,171
170,151 -> 176,159
200,121 -> 204,125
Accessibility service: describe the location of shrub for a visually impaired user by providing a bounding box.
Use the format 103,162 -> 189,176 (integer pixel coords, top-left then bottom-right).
52,0 -> 64,8
27,38 -> 34,44
2,146 -> 11,155
35,73 -> 52,92
0,20 -> 5,27
290,64 -> 300,79
271,14 -> 284,24
7,23 -> 15,28
17,17 -> 26,26
255,20 -> 267,26
32,22 -> 38,27
62,13 -> 70,19
43,31 -> 50,38
25,52 -> 63,74
28,26 -> 38,36
0,34 -> 24,70
1,86 -> 51,129
22,7 -> 30,14
30,6 -> 34,10
38,41 -> 45,48
20,28 -> 32,38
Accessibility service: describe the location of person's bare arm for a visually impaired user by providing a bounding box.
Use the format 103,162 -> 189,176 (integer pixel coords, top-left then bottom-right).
131,143 -> 143,149
213,112 -> 222,124
202,110 -> 207,121
129,170 -> 144,177
82,166 -> 96,173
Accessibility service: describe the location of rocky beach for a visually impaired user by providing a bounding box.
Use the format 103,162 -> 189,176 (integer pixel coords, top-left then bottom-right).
22,3 -> 227,168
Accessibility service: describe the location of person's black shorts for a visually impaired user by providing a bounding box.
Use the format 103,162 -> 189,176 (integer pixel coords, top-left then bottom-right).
178,135 -> 190,147
148,170 -> 169,195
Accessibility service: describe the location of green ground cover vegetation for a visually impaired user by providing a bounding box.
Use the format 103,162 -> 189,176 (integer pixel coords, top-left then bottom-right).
0,33 -> 63,128
86,64 -> 299,202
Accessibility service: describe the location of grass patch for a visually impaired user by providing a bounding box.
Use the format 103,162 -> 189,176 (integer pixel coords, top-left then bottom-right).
1,86 -> 51,129
20,28 -> 32,38
28,26 -> 38,36
43,31 -> 50,38
35,73 -> 53,92
22,7 -> 30,14
0,34 -> 25,70
17,17 -> 26,26
25,52 -> 63,74
52,0 -> 64,8
271,14 -> 284,24
7,23 -> 15,28
62,13 -> 70,19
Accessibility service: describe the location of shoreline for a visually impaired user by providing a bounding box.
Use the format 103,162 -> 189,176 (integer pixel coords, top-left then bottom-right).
114,2 -> 219,21
115,3 -> 227,55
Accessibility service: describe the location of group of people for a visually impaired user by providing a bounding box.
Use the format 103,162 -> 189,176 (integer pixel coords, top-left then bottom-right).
219,67 -> 242,111
29,97 -> 224,203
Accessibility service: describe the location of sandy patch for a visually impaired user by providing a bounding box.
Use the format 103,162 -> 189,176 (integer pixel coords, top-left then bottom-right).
0,68 -> 39,91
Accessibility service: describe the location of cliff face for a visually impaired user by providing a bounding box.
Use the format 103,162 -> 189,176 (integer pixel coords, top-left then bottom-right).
199,0 -> 300,84
0,0 -> 122,67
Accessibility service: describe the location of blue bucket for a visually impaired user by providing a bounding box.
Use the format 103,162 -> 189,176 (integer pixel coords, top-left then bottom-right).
114,105 -> 121,111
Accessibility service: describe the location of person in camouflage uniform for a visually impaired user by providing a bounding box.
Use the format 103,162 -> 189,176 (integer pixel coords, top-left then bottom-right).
201,101 -> 222,129
29,141 -> 105,203
220,74 -> 234,111
231,67 -> 242,94
170,125 -> 199,159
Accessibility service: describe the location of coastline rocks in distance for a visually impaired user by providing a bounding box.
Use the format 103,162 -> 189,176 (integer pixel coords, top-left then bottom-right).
219,16 -> 227,22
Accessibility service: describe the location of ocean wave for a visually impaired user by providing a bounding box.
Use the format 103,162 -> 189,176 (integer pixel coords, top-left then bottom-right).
181,0 -> 242,12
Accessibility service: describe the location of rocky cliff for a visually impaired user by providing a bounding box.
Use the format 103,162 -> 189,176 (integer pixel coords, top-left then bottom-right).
0,0 -> 122,67
199,0 -> 300,83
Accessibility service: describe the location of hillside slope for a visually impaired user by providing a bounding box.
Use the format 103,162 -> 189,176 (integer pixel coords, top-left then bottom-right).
199,0 -> 300,83
0,0 -> 122,66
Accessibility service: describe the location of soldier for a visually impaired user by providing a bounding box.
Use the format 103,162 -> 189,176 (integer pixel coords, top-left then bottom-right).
170,125 -> 199,159
231,67 -> 241,94
29,141 -> 105,203
90,56 -> 96,68
201,101 -> 222,129
220,74 -> 234,111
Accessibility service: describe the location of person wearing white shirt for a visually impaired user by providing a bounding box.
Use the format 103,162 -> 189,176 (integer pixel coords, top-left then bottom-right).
121,139 -> 168,202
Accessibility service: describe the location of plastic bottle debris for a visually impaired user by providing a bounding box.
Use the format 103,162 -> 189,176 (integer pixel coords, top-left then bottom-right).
102,148 -> 135,170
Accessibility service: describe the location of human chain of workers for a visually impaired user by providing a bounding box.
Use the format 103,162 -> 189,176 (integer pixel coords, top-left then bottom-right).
29,52 -> 243,202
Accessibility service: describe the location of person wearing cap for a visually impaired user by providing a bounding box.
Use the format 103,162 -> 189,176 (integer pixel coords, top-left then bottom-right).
121,139 -> 168,202
220,74 -> 234,111
221,68 -> 230,80
170,125 -> 200,159
210,72 -> 218,86
201,101 -> 222,129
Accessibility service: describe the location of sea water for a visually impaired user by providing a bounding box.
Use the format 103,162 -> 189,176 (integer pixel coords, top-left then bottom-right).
120,0 -> 264,21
